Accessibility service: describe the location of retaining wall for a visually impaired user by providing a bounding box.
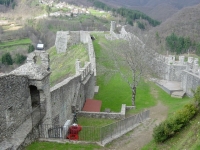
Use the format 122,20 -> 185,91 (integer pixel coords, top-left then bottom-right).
78,104 -> 126,120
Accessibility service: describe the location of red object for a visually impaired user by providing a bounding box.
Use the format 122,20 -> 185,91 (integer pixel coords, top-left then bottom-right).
82,99 -> 102,112
69,126 -> 79,134
67,134 -> 79,140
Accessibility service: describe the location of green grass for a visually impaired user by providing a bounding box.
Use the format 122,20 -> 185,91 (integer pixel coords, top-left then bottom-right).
0,38 -> 31,48
25,141 -> 102,150
48,44 -> 88,86
88,8 -> 112,19
0,45 -> 29,53
93,33 -> 157,112
151,83 -> 192,116
78,117 -> 116,126
93,33 -> 192,113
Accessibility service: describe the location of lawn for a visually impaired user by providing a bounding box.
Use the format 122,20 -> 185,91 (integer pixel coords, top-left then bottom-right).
93,33 -> 157,112
25,142 -> 102,150
0,38 -> 31,48
92,33 -> 192,113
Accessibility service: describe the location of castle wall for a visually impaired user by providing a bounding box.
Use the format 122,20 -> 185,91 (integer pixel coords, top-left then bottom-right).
50,70 -> 96,126
50,75 -> 81,125
55,31 -> 68,53
0,75 -> 31,143
165,64 -> 187,81
181,71 -> 200,97
68,31 -> 80,46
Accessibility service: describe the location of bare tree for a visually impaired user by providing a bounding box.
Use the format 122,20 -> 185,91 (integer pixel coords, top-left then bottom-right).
111,34 -> 160,106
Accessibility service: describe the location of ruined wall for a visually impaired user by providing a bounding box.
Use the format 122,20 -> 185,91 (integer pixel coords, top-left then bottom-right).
0,75 -> 31,142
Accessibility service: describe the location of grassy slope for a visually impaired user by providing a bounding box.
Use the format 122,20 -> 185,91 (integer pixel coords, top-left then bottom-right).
0,38 -> 31,48
142,112 -> 200,150
48,44 -> 89,86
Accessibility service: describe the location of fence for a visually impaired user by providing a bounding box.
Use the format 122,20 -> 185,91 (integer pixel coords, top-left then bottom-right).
38,110 -> 149,145
100,110 -> 149,145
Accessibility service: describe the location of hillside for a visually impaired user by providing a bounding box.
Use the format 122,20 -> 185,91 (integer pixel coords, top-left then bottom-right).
143,3 -> 200,54
98,0 -> 200,21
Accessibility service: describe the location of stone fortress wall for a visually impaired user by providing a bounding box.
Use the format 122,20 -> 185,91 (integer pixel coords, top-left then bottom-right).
48,31 -> 97,126
107,21 -> 200,97
0,75 -> 30,143
0,30 -> 97,149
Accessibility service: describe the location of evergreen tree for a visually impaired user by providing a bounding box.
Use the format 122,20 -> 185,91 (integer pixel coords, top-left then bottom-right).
2,52 -> 13,65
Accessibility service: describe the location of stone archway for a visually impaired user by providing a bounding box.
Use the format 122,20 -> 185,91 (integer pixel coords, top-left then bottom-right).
29,85 -> 40,108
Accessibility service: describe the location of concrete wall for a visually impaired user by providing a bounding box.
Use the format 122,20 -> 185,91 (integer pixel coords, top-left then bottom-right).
0,75 -> 31,143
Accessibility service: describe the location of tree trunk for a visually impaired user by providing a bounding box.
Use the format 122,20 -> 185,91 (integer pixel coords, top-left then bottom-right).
132,86 -> 136,106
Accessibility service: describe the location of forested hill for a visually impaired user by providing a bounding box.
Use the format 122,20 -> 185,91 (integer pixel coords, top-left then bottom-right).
97,0 -> 200,21
0,0 -> 15,7
147,3 -> 200,55
88,0 -> 160,27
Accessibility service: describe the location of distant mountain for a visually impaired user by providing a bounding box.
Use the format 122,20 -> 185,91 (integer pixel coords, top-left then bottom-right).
98,0 -> 200,21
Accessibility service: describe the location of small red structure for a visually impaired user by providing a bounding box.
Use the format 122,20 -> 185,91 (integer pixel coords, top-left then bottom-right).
67,124 -> 82,140
82,99 -> 102,112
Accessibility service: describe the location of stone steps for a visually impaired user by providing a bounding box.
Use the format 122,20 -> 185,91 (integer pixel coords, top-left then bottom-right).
171,91 -> 185,98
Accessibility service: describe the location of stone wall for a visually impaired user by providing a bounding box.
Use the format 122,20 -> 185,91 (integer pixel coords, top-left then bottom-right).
68,31 -> 80,46
181,70 -> 200,97
165,64 -> 187,81
87,34 -> 97,76
17,125 -> 40,150
55,31 -> 68,53
50,75 -> 82,125
0,75 -> 31,143
78,104 -> 126,120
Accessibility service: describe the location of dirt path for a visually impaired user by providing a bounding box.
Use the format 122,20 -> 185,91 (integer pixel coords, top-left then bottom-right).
105,101 -> 168,150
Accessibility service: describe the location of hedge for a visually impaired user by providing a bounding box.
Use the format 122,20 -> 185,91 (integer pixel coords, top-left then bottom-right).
153,103 -> 197,143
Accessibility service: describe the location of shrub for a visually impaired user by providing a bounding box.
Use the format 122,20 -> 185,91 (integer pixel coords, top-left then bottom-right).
2,52 -> 13,65
14,54 -> 27,64
28,45 -> 35,53
153,103 -> 197,143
